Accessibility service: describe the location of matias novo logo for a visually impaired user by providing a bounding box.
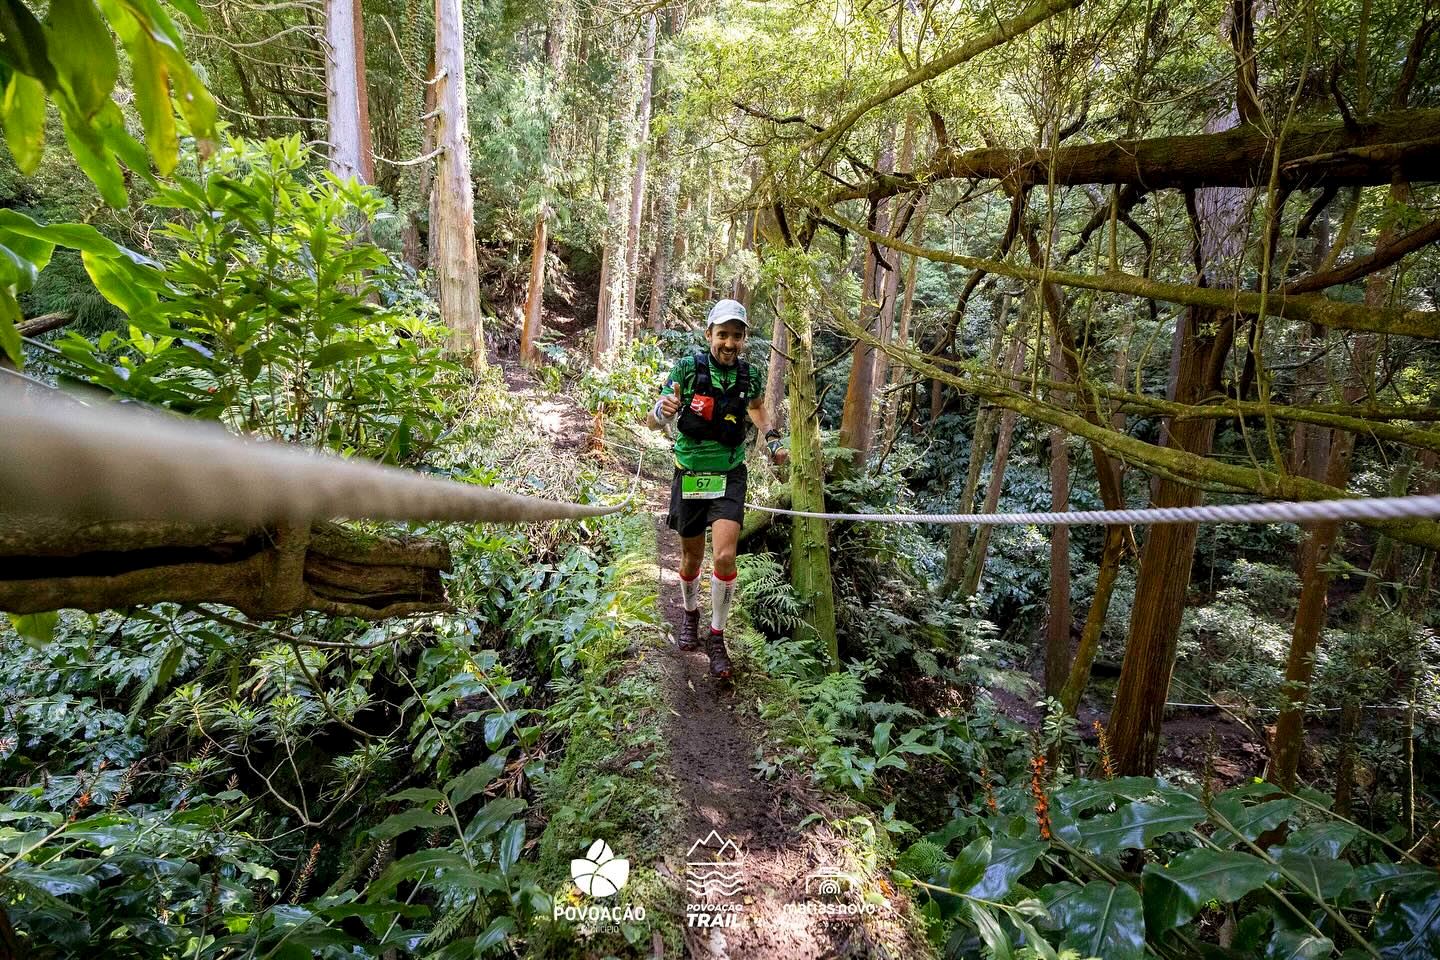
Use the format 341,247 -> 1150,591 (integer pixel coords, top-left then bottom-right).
570,839 -> 630,897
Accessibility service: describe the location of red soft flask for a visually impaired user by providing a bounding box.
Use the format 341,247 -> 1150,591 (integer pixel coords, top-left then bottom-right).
689,394 -> 715,420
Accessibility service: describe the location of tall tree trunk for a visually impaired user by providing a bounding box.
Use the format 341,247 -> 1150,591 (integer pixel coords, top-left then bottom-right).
1045,324 -> 1071,698
647,137 -> 680,331
765,290 -> 789,424
883,194 -> 929,447
962,302 -> 1032,597
782,282 -> 839,669
944,294 -> 1010,594
623,13 -> 658,336
402,44 -> 438,270
324,0 -> 366,182
1269,182 -> 1408,790
520,212 -> 548,366
352,0 -> 374,183
593,29 -> 641,364
837,129 -> 897,471
520,3 -> 571,367
433,0 -> 485,364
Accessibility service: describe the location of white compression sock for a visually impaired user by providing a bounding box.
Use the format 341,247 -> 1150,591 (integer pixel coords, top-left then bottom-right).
679,570 -> 700,612
711,571 -> 737,632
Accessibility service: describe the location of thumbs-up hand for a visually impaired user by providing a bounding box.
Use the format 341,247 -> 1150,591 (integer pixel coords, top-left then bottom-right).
659,381 -> 682,419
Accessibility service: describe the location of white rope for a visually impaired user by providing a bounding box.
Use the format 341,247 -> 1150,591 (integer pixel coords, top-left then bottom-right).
743,493 -> 1440,527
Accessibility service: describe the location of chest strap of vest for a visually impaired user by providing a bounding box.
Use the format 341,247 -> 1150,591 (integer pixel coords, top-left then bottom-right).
693,351 -> 749,398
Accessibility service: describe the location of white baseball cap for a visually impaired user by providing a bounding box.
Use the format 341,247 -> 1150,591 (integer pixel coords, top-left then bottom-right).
705,298 -> 749,329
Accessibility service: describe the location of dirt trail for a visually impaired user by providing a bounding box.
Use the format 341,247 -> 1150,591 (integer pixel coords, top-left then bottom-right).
653,514 -> 897,960
503,362 -> 909,957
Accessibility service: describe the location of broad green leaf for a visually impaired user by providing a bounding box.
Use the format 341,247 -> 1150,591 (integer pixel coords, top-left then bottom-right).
60,109 -> 125,207
1278,822 -> 1358,859
83,248 -> 157,317
1041,881 -> 1145,960
1079,795 -> 1207,856
1372,882 -> 1440,959
122,31 -> 178,172
483,709 -> 525,749
968,901 -> 1014,960
8,611 -> 58,648
1354,863 -> 1440,900
45,0 -> 117,117
472,915 -> 516,954
497,819 -> 524,875
10,864 -> 99,898
364,848 -> 472,900
955,835 -> 1047,902
948,836 -> 989,894
386,786 -> 446,805
445,756 -> 505,808
0,209 -> 124,256
1142,849 -> 1277,933
464,796 -> 527,843
1054,777 -> 1165,815
369,807 -> 450,840
1273,850 -> 1354,900
2,70 -> 44,172
310,340 -> 371,369
1265,928 -> 1333,960
0,290 -> 21,366
1213,797 -> 1297,845
0,0 -> 56,84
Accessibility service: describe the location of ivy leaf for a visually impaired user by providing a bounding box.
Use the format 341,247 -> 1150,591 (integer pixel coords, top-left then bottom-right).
1142,849 -> 1277,933
1041,881 -> 1145,960
1372,881 -> 1440,959
1079,795 -> 1207,856
2,70 -> 44,173
8,611 -> 58,649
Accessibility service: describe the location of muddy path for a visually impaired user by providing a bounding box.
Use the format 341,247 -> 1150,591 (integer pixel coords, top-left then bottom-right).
652,511 -> 904,960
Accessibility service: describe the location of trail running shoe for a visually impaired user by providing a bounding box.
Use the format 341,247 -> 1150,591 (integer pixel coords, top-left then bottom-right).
678,609 -> 700,651
707,629 -> 733,680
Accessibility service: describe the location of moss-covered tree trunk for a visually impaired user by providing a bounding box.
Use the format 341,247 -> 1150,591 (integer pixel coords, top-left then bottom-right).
780,270 -> 838,669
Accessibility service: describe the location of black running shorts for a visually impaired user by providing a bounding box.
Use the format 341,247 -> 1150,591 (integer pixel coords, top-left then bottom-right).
666,465 -> 747,539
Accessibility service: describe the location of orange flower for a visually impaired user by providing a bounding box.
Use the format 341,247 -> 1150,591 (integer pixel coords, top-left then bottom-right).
1029,755 -> 1052,841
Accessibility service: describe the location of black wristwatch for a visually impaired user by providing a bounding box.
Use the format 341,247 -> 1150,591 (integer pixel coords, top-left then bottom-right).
764,429 -> 783,457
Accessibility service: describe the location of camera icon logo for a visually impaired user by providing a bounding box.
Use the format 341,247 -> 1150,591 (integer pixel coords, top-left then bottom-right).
804,866 -> 860,899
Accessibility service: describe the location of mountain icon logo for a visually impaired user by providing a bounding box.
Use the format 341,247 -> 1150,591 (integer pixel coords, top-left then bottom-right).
571,839 -> 630,897
685,830 -> 745,898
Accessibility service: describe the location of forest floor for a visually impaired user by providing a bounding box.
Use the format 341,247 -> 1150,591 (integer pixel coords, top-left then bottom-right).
503,359 -> 925,958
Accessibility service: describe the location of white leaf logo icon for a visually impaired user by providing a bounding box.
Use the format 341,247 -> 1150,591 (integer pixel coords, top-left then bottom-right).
570,839 -> 629,897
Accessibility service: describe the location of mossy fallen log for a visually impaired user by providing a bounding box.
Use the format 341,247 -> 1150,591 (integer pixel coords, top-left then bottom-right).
0,518 -> 450,619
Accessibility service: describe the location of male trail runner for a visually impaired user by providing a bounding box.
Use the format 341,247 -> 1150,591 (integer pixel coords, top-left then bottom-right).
646,298 -> 788,679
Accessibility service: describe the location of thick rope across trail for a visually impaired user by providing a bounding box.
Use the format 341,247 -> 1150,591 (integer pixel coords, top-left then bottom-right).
0,381 -> 620,525
745,493 -> 1440,527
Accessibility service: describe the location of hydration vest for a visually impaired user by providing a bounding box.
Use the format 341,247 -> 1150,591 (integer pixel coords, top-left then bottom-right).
677,351 -> 752,450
